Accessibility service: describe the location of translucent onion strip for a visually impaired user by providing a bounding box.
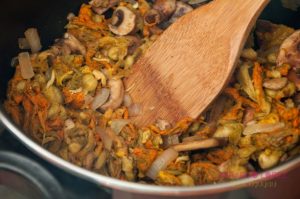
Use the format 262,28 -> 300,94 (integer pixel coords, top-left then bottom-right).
243,122 -> 285,135
91,88 -> 110,110
146,148 -> 178,180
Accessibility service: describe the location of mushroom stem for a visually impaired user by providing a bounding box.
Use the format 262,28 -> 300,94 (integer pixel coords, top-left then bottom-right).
172,138 -> 222,152
64,33 -> 86,55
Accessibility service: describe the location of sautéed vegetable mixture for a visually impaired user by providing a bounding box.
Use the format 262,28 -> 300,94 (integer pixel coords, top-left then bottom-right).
4,0 -> 300,186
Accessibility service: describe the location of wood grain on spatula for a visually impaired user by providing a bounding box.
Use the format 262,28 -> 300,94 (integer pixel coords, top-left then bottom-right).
124,0 -> 270,127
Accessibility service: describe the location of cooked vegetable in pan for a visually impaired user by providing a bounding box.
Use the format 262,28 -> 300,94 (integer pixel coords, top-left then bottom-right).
4,0 -> 300,186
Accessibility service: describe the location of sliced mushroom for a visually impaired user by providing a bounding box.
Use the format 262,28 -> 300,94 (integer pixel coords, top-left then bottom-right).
64,33 -> 87,55
109,6 -> 136,36
242,107 -> 255,126
263,77 -> 288,90
153,0 -> 176,20
168,1 -> 193,24
90,0 -> 119,15
101,79 -> 124,110
50,39 -> 72,56
144,9 -> 161,26
277,30 -> 300,68
172,138 -> 222,152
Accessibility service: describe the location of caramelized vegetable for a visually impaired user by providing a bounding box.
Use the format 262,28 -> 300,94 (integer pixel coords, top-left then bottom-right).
4,1 -> 300,186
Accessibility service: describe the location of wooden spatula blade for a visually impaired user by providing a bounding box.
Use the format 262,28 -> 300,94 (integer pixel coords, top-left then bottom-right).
125,0 -> 270,127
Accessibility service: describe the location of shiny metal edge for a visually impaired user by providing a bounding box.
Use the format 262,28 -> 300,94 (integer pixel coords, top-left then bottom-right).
1,107 -> 300,196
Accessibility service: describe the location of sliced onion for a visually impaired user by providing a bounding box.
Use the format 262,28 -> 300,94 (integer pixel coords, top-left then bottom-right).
111,119 -> 130,135
123,94 -> 133,107
18,38 -> 30,49
64,119 -> 75,130
18,52 -> 34,79
128,103 -> 141,117
84,94 -> 94,106
91,88 -> 110,110
101,79 -> 124,110
24,28 -> 42,53
96,126 -> 113,151
242,108 -> 255,126
243,122 -> 285,135
46,70 -> 56,88
263,77 -> 288,90
146,148 -> 178,180
94,150 -> 107,169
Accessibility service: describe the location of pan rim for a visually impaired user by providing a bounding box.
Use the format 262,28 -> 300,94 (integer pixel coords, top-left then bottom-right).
1,107 -> 300,196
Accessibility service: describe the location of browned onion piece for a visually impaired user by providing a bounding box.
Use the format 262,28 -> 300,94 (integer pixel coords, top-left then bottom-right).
111,119 -> 130,135
263,77 -> 288,90
91,88 -> 110,110
123,94 -> 133,107
243,122 -> 285,135
18,52 -> 34,79
243,108 -> 255,125
96,126 -> 113,151
146,148 -> 178,180
101,79 -> 124,110
24,28 -> 42,53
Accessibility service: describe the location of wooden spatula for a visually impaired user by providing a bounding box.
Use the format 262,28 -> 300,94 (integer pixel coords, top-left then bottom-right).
124,0 -> 269,127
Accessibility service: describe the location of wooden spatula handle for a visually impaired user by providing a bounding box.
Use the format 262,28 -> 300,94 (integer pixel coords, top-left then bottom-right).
125,0 -> 269,127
